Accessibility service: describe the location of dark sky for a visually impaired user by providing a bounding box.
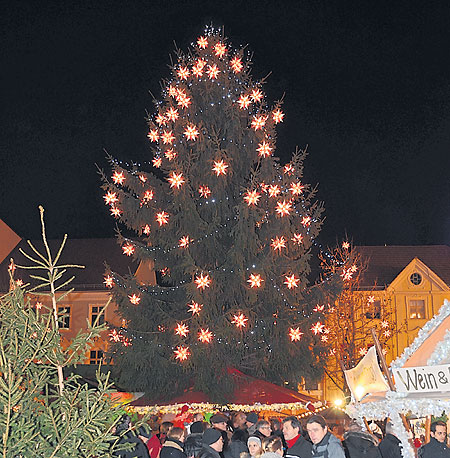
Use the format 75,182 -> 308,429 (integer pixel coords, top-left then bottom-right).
2,1 -> 450,247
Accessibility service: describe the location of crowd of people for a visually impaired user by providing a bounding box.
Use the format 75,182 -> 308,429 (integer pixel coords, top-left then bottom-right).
112,411 -> 450,458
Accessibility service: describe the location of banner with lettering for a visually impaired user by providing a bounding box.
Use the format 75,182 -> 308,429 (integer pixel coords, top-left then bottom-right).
393,364 -> 450,393
344,346 -> 390,401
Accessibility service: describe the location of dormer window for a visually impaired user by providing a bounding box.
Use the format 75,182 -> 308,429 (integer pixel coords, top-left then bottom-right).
409,272 -> 422,286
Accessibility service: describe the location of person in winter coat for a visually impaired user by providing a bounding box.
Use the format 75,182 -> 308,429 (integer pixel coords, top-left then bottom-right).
148,422 -> 174,458
282,416 -> 312,458
342,420 -> 381,458
161,428 -> 187,458
198,428 -> 225,458
418,421 -> 450,458
260,436 -> 284,458
253,421 -> 272,441
113,415 -> 151,458
378,422 -> 402,458
224,429 -> 249,458
306,415 -> 345,458
184,422 -> 206,458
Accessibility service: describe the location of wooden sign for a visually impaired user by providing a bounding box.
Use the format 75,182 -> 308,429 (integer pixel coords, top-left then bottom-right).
393,364 -> 450,393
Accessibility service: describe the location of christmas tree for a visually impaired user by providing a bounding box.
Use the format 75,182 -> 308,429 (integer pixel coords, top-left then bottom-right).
0,207 -> 130,457
102,27 -> 338,400
320,241 -> 396,396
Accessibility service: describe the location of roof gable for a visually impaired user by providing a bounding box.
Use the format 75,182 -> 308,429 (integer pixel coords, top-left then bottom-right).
356,245 -> 450,288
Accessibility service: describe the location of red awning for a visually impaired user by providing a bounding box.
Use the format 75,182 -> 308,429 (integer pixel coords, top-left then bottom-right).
131,369 -> 319,407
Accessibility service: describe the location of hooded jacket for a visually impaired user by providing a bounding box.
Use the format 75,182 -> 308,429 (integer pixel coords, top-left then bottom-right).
343,431 -> 382,458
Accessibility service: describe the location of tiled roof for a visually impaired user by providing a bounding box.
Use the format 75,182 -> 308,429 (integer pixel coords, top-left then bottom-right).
0,238 -> 138,292
355,245 -> 450,288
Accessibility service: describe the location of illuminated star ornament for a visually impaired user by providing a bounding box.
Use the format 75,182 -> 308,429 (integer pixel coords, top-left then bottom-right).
257,141 -> 273,158
112,171 -> 125,185
272,109 -> 285,123
289,327 -> 303,342
250,89 -> 263,102
244,190 -> 261,206
214,42 -> 227,58
311,321 -> 325,335
128,294 -> 141,305
198,328 -> 213,343
152,157 -> 162,168
184,125 -> 200,141
289,182 -> 304,195
103,191 -> 118,205
147,129 -> 159,142
230,56 -> 243,73
342,241 -> 350,250
238,95 -> 251,109
104,275 -> 114,288
166,107 -> 179,122
291,233 -> 303,245
162,130 -> 175,144
268,185 -> 281,197
155,114 -> 167,126
251,115 -> 266,131
248,273 -> 263,288
143,224 -> 151,235
195,273 -> 211,289
284,274 -> 300,289
188,301 -> 202,315
207,64 -> 220,79
177,66 -> 190,80
212,160 -> 228,176
168,172 -> 185,189
174,345 -> 190,361
276,200 -> 293,217
198,185 -> 212,198
175,322 -> 189,337
197,36 -> 208,48
301,216 -> 311,227
178,236 -> 191,248
141,190 -> 154,203
271,236 -> 287,252
122,244 -> 135,256
232,313 -> 248,328
156,211 -> 169,226
110,207 -> 122,218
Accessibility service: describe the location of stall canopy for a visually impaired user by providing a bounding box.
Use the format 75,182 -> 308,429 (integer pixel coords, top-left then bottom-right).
129,368 -> 323,415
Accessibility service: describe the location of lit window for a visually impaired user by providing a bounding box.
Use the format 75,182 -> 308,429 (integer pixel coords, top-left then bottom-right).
90,305 -> 105,326
409,299 -> 425,319
365,300 -> 381,319
89,350 -> 103,364
57,306 -> 71,329
410,272 -> 422,286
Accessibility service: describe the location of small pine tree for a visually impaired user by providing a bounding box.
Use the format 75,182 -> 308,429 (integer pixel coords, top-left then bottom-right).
320,241 -> 397,396
0,207 -> 131,457
101,27 -> 339,400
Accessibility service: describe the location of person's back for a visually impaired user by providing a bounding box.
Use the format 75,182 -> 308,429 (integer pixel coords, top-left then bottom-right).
343,430 -> 381,458
161,427 -> 187,458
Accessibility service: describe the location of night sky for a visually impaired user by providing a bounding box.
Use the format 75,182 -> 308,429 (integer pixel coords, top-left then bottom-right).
2,2 -> 450,247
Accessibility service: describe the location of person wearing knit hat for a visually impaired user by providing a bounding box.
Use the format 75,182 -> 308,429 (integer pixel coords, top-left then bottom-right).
198,428 -> 224,458
247,436 -> 263,458
209,413 -> 230,455
246,413 -> 259,435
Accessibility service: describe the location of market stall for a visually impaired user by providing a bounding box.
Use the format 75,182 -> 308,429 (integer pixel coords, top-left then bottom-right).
347,299 -> 450,458
127,368 -> 324,417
